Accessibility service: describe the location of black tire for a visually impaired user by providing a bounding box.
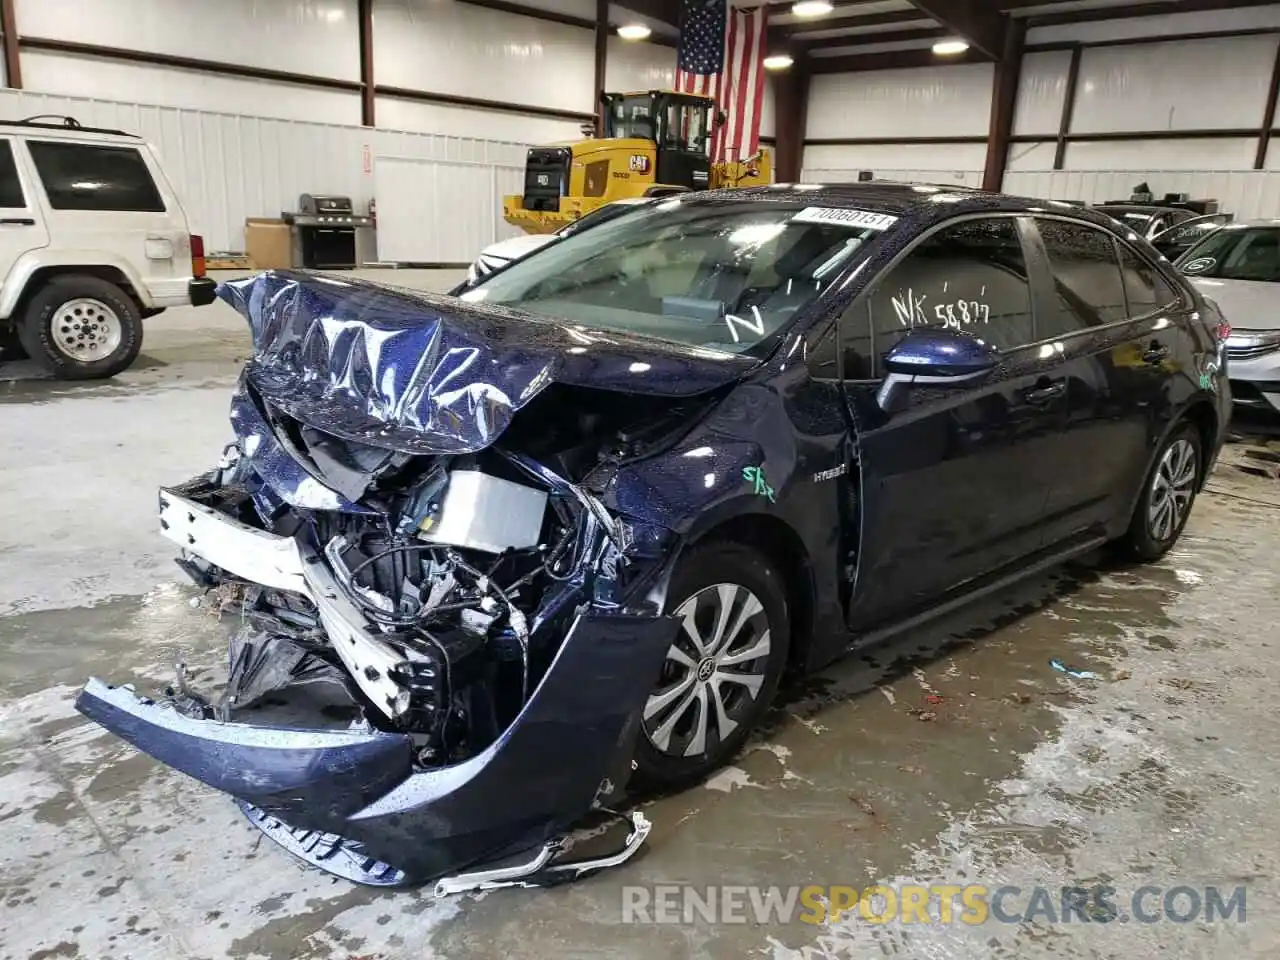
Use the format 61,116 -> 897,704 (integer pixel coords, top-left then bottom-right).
1117,421 -> 1203,562
0,325 -> 25,362
17,275 -> 143,380
632,541 -> 790,789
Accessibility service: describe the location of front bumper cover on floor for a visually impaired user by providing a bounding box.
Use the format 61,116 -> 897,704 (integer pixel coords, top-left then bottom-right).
76,607 -> 678,886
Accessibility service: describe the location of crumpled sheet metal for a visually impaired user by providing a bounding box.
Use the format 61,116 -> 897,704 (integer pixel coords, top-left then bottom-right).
217,272 -> 754,456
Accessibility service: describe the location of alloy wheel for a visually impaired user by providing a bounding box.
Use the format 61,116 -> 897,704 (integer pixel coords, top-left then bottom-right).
1147,438 -> 1197,542
643,583 -> 772,760
51,298 -> 123,363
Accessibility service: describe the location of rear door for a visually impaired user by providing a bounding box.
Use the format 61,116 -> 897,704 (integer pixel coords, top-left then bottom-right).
25,138 -> 188,293
0,137 -> 50,289
837,215 -> 1066,627
1027,217 -> 1185,541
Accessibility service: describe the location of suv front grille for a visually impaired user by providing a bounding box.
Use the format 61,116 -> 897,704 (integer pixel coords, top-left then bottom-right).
522,148 -> 570,212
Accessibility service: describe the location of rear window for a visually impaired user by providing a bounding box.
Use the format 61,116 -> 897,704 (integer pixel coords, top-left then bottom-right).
1180,226 -> 1280,282
27,141 -> 165,212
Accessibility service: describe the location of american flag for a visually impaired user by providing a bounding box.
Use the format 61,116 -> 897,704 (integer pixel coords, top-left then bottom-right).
674,0 -> 768,164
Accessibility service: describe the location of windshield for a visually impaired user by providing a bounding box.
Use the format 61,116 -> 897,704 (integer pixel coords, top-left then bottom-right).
1179,226 -> 1280,281
605,95 -> 656,140
662,99 -> 712,155
461,200 -> 890,355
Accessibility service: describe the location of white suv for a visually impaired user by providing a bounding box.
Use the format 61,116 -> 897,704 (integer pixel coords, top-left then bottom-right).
0,116 -> 215,379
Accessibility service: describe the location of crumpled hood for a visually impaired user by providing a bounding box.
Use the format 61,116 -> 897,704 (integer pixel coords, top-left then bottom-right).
218,271 -> 755,455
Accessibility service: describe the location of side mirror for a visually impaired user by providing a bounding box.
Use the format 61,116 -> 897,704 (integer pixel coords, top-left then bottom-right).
877,328 -> 999,411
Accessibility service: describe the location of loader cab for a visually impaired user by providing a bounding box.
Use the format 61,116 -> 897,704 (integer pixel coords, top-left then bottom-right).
602,91 -> 715,191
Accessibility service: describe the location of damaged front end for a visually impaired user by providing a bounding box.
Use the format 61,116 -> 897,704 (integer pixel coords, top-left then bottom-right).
76,271 -> 753,889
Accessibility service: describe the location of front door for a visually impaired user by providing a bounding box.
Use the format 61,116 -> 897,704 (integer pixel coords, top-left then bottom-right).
654,96 -> 711,190
836,216 -> 1065,628
0,137 -> 50,275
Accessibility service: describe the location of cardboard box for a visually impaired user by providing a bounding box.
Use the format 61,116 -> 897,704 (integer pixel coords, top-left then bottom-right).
244,218 -> 292,270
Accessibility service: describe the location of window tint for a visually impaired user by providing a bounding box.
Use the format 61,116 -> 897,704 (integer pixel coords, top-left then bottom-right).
1036,219 -> 1127,334
1118,243 -> 1178,314
0,140 -> 23,208
849,217 -> 1033,375
27,141 -> 165,212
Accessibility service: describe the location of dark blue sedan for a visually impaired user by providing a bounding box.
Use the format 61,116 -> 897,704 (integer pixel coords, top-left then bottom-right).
76,183 -> 1230,891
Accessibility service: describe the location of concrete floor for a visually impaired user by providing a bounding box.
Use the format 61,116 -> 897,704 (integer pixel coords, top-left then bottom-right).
2,270 -> 1279,959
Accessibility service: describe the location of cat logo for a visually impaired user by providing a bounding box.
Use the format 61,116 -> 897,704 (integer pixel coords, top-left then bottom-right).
628,154 -> 650,173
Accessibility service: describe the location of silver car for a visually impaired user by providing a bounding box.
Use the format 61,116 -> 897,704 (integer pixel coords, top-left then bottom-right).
1179,222 -> 1280,414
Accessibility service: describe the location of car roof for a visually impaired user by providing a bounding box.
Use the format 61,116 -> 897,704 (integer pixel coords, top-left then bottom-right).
679,181 -> 1131,233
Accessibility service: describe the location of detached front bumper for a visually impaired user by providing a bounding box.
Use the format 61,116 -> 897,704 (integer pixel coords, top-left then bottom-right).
77,487 -> 679,887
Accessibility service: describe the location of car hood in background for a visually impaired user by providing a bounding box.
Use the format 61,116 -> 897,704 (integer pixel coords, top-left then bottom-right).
478,233 -> 556,264
1187,276 -> 1280,331
218,271 -> 754,455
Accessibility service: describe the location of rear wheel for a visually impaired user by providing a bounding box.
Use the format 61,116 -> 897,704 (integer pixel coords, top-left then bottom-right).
18,275 -> 143,380
632,542 -> 790,788
1117,422 -> 1202,562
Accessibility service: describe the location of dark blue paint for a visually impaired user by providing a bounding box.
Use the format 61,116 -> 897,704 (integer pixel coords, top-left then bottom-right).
77,611 -> 678,886
82,183 -> 1231,888
218,272 -> 755,457
883,328 -> 1000,378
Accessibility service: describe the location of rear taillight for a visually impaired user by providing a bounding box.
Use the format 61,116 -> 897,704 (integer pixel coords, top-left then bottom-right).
190,234 -> 206,278
1216,321 -> 1232,342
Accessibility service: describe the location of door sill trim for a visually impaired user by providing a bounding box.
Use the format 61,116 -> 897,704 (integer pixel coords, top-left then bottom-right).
849,534 -> 1109,652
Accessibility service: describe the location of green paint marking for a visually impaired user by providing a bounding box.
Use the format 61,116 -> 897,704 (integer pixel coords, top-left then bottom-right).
743,466 -> 776,503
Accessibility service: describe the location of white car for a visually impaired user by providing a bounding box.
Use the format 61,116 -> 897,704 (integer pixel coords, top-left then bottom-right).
1179,221 -> 1280,414
0,115 -> 214,379
467,198 -> 650,284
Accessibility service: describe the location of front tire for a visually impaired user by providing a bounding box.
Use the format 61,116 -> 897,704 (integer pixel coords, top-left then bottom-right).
1118,421 -> 1202,562
632,542 -> 790,789
18,275 -> 143,380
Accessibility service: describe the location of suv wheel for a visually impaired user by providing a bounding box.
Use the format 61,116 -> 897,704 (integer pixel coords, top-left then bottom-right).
632,542 -> 790,788
18,275 -> 143,380
1118,421 -> 1202,562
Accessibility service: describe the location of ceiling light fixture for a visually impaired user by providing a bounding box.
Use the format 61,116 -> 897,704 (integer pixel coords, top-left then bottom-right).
932,38 -> 970,55
763,54 -> 795,71
617,22 -> 652,40
790,0 -> 833,19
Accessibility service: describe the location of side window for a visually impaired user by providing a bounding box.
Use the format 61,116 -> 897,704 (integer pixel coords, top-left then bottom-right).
861,217 -> 1034,372
0,140 -> 24,208
1118,243 -> 1178,315
27,141 -> 165,212
1035,219 -> 1128,335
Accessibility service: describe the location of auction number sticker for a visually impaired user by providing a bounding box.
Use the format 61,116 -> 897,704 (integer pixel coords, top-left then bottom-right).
792,208 -> 899,231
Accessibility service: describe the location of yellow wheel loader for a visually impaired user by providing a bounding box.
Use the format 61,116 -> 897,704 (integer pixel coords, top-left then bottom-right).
502,90 -> 772,235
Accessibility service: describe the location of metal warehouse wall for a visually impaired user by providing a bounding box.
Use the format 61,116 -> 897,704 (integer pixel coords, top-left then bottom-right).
4,0 -> 778,258
0,86 -> 535,256
802,6 -> 1280,219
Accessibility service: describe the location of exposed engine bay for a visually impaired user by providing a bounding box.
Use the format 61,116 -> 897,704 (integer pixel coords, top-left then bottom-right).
163,378 -> 713,770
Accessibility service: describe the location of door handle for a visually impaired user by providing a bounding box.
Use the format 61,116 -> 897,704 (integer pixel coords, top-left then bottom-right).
1142,341 -> 1171,365
1022,379 -> 1066,405
0,217 -> 34,226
